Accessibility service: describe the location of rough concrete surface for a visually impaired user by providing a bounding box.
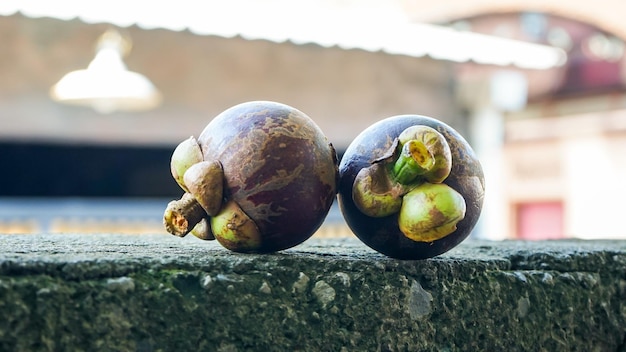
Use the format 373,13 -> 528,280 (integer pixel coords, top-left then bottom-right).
0,234 -> 625,352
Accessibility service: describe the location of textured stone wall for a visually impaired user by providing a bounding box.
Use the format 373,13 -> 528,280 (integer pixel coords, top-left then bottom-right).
1,234 -> 624,351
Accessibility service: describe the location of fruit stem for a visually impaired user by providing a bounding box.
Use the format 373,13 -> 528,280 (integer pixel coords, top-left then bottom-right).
163,192 -> 206,237
391,140 -> 434,185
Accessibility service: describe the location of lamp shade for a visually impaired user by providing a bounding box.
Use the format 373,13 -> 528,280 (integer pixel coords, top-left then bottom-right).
50,29 -> 162,113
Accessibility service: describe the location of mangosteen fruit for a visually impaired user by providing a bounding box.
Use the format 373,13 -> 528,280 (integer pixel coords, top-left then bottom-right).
338,115 -> 484,259
164,101 -> 338,253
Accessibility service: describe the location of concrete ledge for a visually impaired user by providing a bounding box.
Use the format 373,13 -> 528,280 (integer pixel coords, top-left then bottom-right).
1,234 -> 625,351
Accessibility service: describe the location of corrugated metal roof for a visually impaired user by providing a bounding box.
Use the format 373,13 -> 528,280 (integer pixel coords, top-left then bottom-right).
0,0 -> 566,69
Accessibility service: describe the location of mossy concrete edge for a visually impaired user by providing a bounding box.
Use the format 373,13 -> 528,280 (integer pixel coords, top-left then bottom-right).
1,234 -> 625,351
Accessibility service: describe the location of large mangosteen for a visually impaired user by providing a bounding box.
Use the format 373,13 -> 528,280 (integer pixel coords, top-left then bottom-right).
338,115 -> 484,259
164,101 -> 338,253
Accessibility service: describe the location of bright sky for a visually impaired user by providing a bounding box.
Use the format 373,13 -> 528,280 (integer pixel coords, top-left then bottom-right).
0,0 -> 567,69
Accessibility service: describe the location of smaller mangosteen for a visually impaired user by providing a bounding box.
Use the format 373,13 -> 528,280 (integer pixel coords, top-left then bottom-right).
338,115 -> 485,260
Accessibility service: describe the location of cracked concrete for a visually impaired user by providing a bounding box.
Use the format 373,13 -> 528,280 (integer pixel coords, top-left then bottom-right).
0,234 -> 625,351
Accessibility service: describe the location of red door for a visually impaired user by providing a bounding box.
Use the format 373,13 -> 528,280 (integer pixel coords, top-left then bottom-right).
516,202 -> 564,240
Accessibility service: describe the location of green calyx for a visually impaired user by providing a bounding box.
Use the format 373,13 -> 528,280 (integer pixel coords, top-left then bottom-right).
165,137 -> 226,240
211,200 -> 262,252
352,125 -> 466,242
352,163 -> 411,218
170,136 -> 204,192
190,218 -> 215,240
398,182 -> 466,242
164,137 -> 263,251
183,160 -> 224,217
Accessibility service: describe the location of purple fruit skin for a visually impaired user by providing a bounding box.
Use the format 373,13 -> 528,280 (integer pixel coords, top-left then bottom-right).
198,101 -> 337,253
338,115 -> 485,260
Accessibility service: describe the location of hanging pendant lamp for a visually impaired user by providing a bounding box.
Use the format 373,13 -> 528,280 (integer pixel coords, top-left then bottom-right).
50,29 -> 162,114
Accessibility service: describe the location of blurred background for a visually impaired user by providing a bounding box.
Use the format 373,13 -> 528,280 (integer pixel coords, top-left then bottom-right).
1,0 -> 625,240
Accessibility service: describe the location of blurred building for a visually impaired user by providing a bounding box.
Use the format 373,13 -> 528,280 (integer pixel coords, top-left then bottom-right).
448,12 -> 626,240
0,13 -> 461,151
0,11 -> 460,235
2,1 -> 626,240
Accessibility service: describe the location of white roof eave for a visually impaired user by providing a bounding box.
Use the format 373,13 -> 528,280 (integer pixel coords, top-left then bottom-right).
0,1 -> 567,70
